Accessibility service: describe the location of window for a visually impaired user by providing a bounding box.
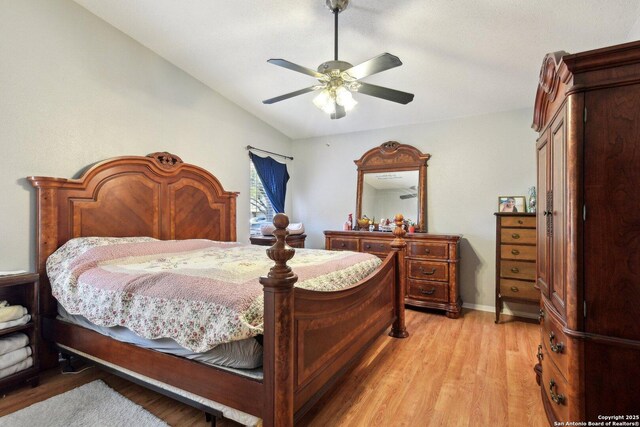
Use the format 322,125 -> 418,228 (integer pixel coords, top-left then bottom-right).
250,161 -> 275,236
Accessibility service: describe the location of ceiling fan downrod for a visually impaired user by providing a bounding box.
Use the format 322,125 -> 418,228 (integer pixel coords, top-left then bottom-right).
326,0 -> 348,61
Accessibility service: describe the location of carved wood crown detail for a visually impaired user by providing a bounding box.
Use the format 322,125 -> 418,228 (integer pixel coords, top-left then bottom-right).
355,141 -> 431,170
532,51 -> 569,132
147,152 -> 184,169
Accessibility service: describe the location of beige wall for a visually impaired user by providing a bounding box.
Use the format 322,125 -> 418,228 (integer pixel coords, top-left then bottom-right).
290,108 -> 537,313
0,0 -> 292,271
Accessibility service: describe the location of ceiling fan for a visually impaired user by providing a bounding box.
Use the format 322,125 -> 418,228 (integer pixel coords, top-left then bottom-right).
262,0 -> 414,119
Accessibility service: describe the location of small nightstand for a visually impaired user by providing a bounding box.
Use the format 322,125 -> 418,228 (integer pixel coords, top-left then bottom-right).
250,234 -> 306,248
0,273 -> 39,390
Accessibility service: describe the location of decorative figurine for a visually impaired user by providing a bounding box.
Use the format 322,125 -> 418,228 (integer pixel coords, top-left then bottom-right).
528,186 -> 537,213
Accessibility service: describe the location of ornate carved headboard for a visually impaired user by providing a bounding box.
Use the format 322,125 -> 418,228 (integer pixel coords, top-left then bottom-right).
28,152 -> 238,315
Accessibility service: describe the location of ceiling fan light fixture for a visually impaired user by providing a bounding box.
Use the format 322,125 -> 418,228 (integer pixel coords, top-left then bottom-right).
335,86 -> 357,111
313,89 -> 336,114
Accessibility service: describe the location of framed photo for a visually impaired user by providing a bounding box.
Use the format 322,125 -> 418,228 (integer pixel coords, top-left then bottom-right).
498,196 -> 526,213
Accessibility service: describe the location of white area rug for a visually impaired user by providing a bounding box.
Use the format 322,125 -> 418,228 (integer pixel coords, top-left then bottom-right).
0,380 -> 169,427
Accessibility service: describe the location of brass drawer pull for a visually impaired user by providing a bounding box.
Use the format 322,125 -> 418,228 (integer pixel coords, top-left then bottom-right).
538,308 -> 545,323
537,344 -> 543,362
510,286 -> 519,292
549,332 -> 564,353
340,242 -> 346,248
517,219 -> 524,224
420,288 -> 436,295
511,267 -> 520,273
549,379 -> 565,405
365,244 -> 371,249
424,248 -> 430,253
419,267 -> 437,275
511,249 -> 520,255
511,233 -> 520,239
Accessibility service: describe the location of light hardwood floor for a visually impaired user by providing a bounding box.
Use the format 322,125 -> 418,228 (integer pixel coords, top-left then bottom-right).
0,309 -> 547,426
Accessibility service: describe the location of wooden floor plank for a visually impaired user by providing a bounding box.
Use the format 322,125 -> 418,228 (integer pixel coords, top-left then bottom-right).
0,309 -> 546,426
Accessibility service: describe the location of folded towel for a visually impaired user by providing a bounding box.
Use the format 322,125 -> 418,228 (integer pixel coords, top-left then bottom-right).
0,333 -> 29,355
0,314 -> 31,330
0,306 -> 27,323
0,356 -> 33,379
0,346 -> 31,370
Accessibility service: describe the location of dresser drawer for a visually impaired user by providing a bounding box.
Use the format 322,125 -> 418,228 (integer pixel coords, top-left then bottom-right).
500,216 -> 536,228
500,244 -> 536,261
500,228 -> 536,244
499,279 -> 539,301
541,354 -> 573,423
542,311 -> 571,380
407,279 -> 448,303
407,260 -> 448,282
329,238 -> 358,251
500,260 -> 535,281
361,239 -> 391,255
407,242 -> 448,259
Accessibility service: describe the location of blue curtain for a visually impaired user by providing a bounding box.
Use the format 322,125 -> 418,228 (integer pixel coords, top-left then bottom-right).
249,152 -> 289,213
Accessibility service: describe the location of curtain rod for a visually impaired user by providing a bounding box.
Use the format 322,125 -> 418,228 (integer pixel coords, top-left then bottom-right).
246,145 -> 293,161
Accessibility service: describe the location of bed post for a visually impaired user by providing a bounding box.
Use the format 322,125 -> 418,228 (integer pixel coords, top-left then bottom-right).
259,214 -> 298,427
389,214 -> 409,338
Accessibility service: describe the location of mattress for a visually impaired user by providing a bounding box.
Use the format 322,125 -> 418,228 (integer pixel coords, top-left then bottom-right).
57,304 -> 264,372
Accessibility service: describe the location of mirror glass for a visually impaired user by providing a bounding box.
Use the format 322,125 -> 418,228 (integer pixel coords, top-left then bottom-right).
360,170 -> 420,224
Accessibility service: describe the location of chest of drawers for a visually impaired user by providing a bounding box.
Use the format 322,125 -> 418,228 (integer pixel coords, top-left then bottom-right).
324,230 -> 462,318
494,212 -> 538,323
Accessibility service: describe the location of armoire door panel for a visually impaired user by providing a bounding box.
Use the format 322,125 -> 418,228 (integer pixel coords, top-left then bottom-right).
584,86 -> 640,341
551,111 -> 567,316
536,130 -> 551,299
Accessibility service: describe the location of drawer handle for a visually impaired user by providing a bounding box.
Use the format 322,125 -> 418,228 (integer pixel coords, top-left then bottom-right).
511,233 -> 520,239
420,288 -> 436,295
420,267 -> 437,275
537,344 -> 543,362
340,243 -> 346,248
549,379 -> 565,405
549,332 -> 564,353
518,219 -> 524,224
511,249 -> 520,255
424,248 -> 430,254
365,244 -> 371,249
510,286 -> 519,292
538,308 -> 545,323
511,267 -> 520,273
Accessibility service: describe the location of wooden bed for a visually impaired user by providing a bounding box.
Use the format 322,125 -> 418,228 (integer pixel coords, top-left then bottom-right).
28,152 -> 408,426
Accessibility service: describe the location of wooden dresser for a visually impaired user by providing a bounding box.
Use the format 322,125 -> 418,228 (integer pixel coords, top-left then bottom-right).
324,231 -> 462,318
532,42 -> 640,423
494,212 -> 538,323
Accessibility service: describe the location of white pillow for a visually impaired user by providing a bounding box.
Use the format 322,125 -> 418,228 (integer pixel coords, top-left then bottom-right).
260,222 -> 305,236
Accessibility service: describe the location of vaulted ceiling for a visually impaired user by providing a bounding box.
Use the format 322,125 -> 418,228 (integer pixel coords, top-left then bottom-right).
73,0 -> 640,139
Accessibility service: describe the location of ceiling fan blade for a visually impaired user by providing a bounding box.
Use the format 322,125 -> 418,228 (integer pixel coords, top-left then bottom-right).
342,53 -> 403,80
267,59 -> 326,79
356,82 -> 414,104
331,104 -> 346,120
262,86 -> 321,104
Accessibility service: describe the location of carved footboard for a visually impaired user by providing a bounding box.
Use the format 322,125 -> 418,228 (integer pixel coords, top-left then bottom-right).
260,214 -> 407,426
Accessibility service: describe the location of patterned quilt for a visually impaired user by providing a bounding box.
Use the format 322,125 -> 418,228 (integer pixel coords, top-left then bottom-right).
47,237 -> 382,352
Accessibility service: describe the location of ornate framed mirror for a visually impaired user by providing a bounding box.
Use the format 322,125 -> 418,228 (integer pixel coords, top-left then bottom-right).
355,141 -> 430,231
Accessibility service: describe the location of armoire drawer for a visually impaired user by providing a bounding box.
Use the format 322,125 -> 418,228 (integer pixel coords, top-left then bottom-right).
329,238 -> 358,251
407,242 -> 448,259
500,216 -> 536,228
542,311 -> 572,380
500,260 -> 536,281
541,354 -> 573,423
407,260 -> 448,282
499,279 -> 539,301
500,228 -> 536,244
500,244 -> 536,261
407,279 -> 448,303
361,239 -> 391,255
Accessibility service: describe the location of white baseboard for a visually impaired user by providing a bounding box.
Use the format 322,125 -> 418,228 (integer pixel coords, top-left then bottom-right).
463,302 -> 538,320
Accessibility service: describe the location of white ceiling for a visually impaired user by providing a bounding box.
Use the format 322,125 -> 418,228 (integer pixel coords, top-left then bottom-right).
72,0 -> 640,140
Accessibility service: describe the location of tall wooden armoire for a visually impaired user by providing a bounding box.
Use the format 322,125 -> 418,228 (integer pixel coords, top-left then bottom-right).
533,41 -> 640,423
